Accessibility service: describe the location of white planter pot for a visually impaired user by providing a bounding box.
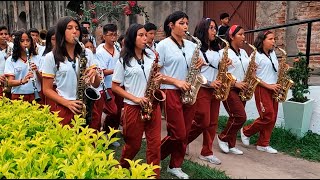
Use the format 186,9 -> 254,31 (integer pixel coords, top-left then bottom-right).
283,99 -> 314,138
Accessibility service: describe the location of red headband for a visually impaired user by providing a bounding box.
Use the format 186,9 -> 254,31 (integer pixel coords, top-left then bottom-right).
229,25 -> 239,35
263,30 -> 271,35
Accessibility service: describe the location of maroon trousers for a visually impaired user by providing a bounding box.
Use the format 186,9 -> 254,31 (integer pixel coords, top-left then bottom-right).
243,85 -> 279,146
51,103 -> 75,126
161,89 -> 195,168
103,88 -> 123,133
88,90 -> 105,131
12,93 -> 43,104
120,103 -> 161,178
218,88 -> 247,148
187,87 -> 221,156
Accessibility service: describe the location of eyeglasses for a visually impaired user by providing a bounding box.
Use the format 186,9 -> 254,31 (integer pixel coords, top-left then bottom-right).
209,26 -> 216,31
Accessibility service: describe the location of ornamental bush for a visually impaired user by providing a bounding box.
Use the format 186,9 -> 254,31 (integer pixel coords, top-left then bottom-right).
0,97 -> 159,179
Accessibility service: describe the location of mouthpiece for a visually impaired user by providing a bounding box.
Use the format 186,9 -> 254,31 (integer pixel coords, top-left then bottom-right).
25,47 -> 29,56
185,31 -> 191,36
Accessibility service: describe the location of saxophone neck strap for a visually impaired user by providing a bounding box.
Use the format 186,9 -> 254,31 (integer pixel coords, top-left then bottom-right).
136,52 -> 147,82
201,50 -> 218,69
170,36 -> 189,69
263,51 -> 277,72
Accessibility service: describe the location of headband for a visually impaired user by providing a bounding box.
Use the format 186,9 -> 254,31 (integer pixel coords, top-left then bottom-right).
229,25 -> 239,35
263,30 -> 271,35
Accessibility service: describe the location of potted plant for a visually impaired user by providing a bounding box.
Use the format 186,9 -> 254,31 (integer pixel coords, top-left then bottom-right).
282,52 -> 314,138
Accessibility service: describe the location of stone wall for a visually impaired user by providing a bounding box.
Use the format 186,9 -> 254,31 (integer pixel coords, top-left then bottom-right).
256,1 -> 320,68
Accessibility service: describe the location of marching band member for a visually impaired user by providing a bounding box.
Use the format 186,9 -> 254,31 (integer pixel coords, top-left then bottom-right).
240,30 -> 280,154
112,23 -> 162,178
217,25 -> 250,155
41,16 -> 100,126
156,11 -> 204,179
186,17 -> 223,165
4,30 -> 42,103
95,23 -> 123,147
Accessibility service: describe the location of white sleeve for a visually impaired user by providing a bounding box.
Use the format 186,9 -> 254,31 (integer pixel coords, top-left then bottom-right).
4,57 -> 15,76
41,53 -> 56,78
156,41 -> 165,67
112,59 -> 124,84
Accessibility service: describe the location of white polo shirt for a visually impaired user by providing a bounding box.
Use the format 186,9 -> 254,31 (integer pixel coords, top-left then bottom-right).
201,49 -> 220,84
95,44 -> 121,88
219,48 -> 250,82
255,50 -> 279,84
4,55 -> 42,94
112,54 -> 155,105
156,37 -> 204,89
0,52 -> 6,75
41,49 -> 97,100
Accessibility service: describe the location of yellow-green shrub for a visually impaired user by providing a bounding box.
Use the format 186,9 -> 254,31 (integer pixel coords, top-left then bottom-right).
0,97 -> 159,179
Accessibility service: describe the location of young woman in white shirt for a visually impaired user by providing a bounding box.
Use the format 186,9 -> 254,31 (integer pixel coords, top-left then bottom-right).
156,11 -> 204,179
112,23 -> 163,178
42,16 -> 100,126
4,30 -> 42,103
217,25 -> 250,155
240,30 -> 281,154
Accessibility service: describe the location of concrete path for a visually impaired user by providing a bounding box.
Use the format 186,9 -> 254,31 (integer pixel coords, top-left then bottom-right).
161,120 -> 320,179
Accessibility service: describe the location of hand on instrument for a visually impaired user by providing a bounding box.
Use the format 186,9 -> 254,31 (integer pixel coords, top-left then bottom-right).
84,68 -> 97,84
234,81 -> 247,91
67,100 -> 84,115
267,84 -> 282,93
175,80 -> 191,92
22,71 -> 34,84
30,62 -> 38,72
210,80 -> 222,90
0,75 -> 6,84
133,97 -> 149,108
195,57 -> 205,69
226,58 -> 234,67
154,72 -> 165,86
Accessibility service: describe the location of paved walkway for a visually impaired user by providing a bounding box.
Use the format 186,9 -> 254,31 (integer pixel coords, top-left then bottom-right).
161,120 -> 320,179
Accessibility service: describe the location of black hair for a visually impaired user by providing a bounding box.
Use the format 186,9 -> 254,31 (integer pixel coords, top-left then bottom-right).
164,11 -> 189,37
117,34 -> 125,47
12,30 -> 37,61
253,30 -> 274,54
27,27 -> 39,34
103,24 -> 117,34
194,17 -> 220,52
120,23 -> 149,69
0,25 -> 8,31
53,16 -> 83,70
222,25 -> 243,48
42,26 -> 56,56
220,13 -> 230,20
81,21 -> 90,25
144,22 -> 157,32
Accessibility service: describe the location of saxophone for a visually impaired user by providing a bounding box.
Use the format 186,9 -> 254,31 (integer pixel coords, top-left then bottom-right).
238,41 -> 261,101
181,31 -> 207,105
140,45 -> 166,121
214,35 -> 236,101
273,46 -> 294,102
26,48 -> 41,102
74,37 -> 101,125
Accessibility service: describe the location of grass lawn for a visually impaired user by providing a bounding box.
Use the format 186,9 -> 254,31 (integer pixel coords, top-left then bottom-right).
218,116 -> 320,162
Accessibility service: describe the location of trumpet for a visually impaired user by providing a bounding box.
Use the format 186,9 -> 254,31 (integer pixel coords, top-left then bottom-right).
26,47 -> 41,102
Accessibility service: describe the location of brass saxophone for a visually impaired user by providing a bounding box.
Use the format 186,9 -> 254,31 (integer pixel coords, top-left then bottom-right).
273,46 -> 294,102
74,37 -> 101,125
239,41 -> 261,101
26,48 -> 41,102
181,31 -> 207,105
141,45 -> 166,121
214,35 -> 236,101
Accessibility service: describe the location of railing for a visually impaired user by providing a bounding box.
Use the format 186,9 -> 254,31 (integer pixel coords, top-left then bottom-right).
244,17 -> 320,67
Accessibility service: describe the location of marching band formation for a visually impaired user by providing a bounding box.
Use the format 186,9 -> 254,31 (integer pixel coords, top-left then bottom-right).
0,10 -> 293,179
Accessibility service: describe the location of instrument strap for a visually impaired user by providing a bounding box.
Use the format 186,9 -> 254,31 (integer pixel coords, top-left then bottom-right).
136,52 -> 147,82
170,36 -> 189,69
201,50 -> 218,69
264,52 -> 278,72
230,45 -> 246,74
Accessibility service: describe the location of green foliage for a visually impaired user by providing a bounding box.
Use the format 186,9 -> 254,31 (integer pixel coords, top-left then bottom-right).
286,52 -> 313,103
0,97 -> 159,179
65,1 -> 149,29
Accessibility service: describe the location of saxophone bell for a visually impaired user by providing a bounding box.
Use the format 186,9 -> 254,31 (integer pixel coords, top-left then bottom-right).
85,86 -> 101,101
